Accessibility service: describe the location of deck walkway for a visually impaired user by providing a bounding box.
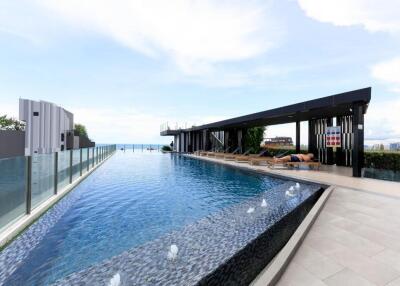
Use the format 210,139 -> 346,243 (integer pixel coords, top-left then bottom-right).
187,155 -> 400,286
277,187 -> 400,286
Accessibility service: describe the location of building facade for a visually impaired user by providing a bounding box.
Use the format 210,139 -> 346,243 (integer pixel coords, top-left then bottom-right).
390,143 -> 400,151
19,99 -> 74,155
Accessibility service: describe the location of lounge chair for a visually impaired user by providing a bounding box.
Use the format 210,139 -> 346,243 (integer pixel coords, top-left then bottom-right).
214,147 -> 232,158
224,149 -> 251,161
284,161 -> 321,170
249,157 -> 274,166
248,149 -> 289,165
212,147 -> 240,160
199,151 -> 210,156
234,149 -> 267,163
206,148 -> 223,157
267,160 -> 321,170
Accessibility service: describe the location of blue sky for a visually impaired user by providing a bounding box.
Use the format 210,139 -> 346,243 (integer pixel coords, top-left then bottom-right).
0,0 -> 399,145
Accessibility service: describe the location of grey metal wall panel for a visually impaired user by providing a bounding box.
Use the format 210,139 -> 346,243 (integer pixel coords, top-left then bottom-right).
0,131 -> 25,159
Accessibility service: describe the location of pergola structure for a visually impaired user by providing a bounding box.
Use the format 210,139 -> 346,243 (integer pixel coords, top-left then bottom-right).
161,88 -> 371,177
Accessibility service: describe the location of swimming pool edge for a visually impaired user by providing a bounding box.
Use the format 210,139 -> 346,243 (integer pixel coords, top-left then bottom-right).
183,154 -> 333,285
0,152 -> 116,250
250,186 -> 333,286
183,154 -> 330,189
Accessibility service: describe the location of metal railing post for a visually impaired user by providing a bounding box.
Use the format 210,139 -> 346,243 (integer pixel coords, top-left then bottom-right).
80,148 -> 83,176
69,149 -> 73,183
87,148 -> 90,171
92,147 -> 95,168
26,156 -> 32,214
96,147 -> 98,164
54,152 -> 58,195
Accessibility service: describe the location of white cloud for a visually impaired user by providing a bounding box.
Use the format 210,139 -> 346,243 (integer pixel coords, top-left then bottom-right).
371,57 -> 400,93
71,107 -> 234,144
297,0 -> 400,33
365,98 -> 400,143
71,106 -> 172,144
31,0 -> 281,75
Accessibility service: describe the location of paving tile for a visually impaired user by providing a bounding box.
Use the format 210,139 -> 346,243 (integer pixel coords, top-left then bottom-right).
387,277 -> 400,286
276,262 -> 327,286
292,246 -> 343,280
327,249 -> 399,285
329,217 -> 361,232
303,235 -> 349,256
353,225 -> 400,252
313,211 -> 341,226
372,249 -> 400,272
323,268 -> 376,286
311,224 -> 384,257
345,212 -> 400,238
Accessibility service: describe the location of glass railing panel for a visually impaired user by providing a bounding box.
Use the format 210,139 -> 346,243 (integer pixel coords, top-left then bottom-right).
82,148 -> 88,175
0,156 -> 27,229
57,150 -> 70,190
31,153 -> 55,209
88,147 -> 94,169
72,149 -> 81,181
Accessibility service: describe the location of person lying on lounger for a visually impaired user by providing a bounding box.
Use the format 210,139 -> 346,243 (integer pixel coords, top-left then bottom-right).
273,153 -> 314,163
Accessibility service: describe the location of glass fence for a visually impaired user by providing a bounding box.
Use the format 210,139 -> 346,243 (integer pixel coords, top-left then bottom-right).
31,153 -> 55,209
0,156 -> 27,229
0,145 -> 116,231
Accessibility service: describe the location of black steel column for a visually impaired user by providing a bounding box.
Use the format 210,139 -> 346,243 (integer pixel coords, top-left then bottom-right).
336,116 -> 345,166
326,117 -> 334,165
26,156 -> 32,214
296,121 -> 300,153
204,129 -> 211,151
352,104 -> 364,177
308,120 -> 316,155
237,129 -> 243,153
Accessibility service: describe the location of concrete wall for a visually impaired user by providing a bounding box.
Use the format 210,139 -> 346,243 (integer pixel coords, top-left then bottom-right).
0,130 -> 25,159
19,99 -> 74,155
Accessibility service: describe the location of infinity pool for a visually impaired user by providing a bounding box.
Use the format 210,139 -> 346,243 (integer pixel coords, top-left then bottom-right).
0,151 -> 314,285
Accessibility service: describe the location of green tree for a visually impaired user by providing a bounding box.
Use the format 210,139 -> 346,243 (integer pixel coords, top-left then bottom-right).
161,145 -> 172,152
243,126 -> 266,153
74,123 -> 88,137
0,115 -> 25,131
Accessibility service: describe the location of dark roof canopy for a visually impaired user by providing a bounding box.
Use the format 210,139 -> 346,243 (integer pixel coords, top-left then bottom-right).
161,87 -> 371,135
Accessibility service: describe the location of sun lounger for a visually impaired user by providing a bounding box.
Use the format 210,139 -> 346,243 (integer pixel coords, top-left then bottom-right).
235,154 -> 262,163
213,147 -> 233,158
285,161 -> 321,170
211,147 -> 240,160
249,157 -> 274,166
267,160 -> 321,170
234,150 -> 268,163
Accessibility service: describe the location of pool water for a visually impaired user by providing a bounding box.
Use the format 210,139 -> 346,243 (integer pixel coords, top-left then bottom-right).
2,152 -> 289,285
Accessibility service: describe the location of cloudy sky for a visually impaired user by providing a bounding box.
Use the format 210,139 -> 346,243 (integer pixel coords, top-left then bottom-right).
0,0 -> 399,145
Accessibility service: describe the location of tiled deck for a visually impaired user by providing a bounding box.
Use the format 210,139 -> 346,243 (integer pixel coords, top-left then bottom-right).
188,155 -> 400,286
277,187 -> 400,286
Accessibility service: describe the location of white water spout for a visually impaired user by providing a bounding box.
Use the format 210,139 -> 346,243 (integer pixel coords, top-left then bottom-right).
285,190 -> 295,197
247,207 -> 255,214
261,199 -> 268,208
295,183 -> 300,190
167,244 -> 179,260
108,273 -> 121,286
289,186 -> 295,192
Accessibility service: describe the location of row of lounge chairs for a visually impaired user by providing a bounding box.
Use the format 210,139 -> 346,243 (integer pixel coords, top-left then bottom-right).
194,149 -> 321,170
